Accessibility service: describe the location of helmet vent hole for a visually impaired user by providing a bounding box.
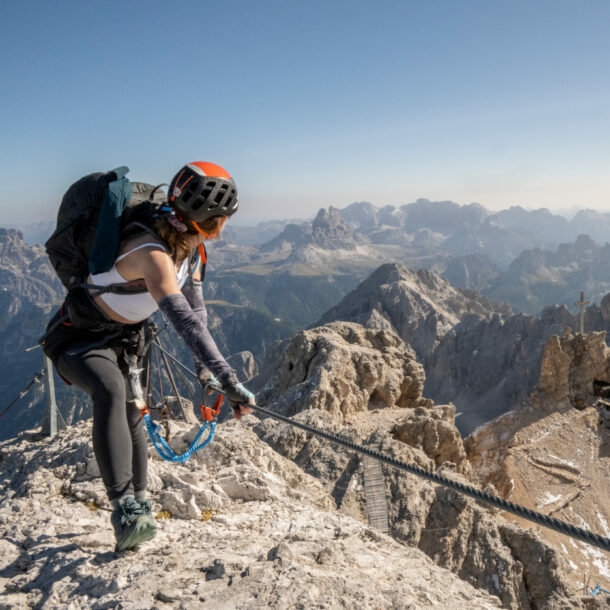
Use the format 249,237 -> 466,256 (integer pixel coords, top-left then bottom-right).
214,186 -> 229,204
202,182 -> 216,199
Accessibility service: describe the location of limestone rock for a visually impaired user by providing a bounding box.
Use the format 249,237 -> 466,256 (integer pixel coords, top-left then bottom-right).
465,330 -> 610,597
390,404 -> 472,477
316,263 -> 502,361
536,329 -> 610,409
0,420 -> 504,610
253,323 -> 599,608
425,305 -> 579,435
256,321 -> 432,422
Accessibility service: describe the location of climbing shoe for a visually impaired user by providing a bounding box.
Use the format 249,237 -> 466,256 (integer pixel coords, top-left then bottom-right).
138,498 -> 154,519
111,496 -> 157,552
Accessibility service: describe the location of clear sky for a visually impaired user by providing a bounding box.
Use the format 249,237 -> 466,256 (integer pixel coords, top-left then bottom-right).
1,0 -> 609,225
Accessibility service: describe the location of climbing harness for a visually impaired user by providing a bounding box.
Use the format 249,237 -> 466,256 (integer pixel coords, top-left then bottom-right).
125,334 -> 225,463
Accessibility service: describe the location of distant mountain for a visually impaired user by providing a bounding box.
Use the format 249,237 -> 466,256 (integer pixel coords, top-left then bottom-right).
337,200 -> 610,268
0,228 -> 68,440
313,261 -> 610,435
479,234 -> 610,315
5,220 -> 55,246
315,263 -> 509,361
6,196 -> 610,438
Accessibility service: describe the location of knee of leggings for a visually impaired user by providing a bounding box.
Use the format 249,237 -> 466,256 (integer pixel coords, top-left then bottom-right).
91,377 -> 126,415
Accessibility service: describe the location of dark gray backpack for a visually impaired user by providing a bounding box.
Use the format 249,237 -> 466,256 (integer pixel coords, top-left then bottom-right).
45,166 -> 165,291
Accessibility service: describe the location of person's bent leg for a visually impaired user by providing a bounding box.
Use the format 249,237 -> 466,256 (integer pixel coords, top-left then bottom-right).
55,343 -> 156,550
57,345 -> 135,500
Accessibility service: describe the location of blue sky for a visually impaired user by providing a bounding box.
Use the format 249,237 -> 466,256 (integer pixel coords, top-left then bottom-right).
1,0 -> 609,225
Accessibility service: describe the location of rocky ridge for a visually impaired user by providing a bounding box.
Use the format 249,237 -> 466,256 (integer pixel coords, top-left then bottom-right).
466,329 -> 610,593
1,419 -> 505,610
3,322 -> 610,607
315,262 -> 510,362
254,322 -> 610,608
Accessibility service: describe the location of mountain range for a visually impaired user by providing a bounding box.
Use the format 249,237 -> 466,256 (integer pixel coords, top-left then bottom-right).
5,199 -> 610,439
2,197 -> 610,606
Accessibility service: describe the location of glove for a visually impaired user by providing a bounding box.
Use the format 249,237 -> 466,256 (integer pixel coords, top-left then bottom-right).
222,382 -> 255,406
222,381 -> 255,420
197,369 -> 222,395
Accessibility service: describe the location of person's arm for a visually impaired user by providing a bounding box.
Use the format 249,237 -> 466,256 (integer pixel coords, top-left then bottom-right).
137,249 -> 255,416
180,272 -> 216,383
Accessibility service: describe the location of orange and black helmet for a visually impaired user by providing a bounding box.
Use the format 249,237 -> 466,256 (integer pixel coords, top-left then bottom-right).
168,161 -> 239,224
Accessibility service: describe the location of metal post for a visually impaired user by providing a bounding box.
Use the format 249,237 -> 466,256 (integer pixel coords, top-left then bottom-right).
44,354 -> 58,438
574,291 -> 590,335
153,339 -> 190,421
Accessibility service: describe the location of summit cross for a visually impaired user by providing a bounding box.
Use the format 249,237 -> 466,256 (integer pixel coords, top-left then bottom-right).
574,291 -> 590,334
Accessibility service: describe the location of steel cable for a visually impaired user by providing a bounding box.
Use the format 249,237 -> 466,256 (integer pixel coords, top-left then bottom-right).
249,403 -> 610,553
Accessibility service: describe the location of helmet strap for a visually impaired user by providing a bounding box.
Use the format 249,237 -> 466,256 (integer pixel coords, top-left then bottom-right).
190,220 -> 214,239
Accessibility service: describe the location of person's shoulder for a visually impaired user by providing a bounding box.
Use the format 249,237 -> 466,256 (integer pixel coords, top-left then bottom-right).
119,233 -> 168,256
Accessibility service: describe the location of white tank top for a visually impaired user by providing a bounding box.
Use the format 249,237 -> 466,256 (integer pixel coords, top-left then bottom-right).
89,243 -> 190,323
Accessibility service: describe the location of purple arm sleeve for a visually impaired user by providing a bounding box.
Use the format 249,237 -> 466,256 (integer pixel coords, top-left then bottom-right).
158,292 -> 236,384
181,280 -> 209,376
181,280 -> 207,325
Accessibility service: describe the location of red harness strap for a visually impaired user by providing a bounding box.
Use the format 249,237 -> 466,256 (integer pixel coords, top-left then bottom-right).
198,243 -> 207,265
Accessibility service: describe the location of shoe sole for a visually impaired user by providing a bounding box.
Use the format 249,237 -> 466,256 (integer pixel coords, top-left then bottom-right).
115,517 -> 157,552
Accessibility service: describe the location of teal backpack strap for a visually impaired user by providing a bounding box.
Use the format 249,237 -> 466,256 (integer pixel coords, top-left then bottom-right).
89,167 -> 132,275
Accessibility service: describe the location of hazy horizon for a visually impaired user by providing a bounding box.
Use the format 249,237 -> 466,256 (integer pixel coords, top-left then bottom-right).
2,1 -> 609,225
2,197 -> 608,233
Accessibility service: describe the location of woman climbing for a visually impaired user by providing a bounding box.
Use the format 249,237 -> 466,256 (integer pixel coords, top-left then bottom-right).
41,161 -> 254,552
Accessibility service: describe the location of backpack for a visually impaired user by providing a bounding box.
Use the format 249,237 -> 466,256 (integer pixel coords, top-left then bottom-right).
45,166 -> 166,291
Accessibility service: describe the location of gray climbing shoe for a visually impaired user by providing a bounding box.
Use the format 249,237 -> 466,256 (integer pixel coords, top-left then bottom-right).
138,498 -> 154,519
111,496 -> 157,552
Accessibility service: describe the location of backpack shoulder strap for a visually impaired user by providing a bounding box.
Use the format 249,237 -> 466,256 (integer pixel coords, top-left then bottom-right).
88,170 -> 132,275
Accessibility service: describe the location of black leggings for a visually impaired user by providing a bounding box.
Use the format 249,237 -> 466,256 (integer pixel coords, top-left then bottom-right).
54,341 -> 148,501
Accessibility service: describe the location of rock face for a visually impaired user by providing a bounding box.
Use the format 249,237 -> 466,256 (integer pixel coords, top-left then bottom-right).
253,322 -> 600,609
1,318 -> 609,608
312,261 -> 610,436
425,305 -> 579,435
481,234 -> 610,315
442,253 -> 501,293
0,229 -> 68,440
466,329 -> 610,596
0,421 -> 507,609
256,321 -> 432,421
312,262 -> 537,434
535,330 -> 610,408
316,263 -> 508,362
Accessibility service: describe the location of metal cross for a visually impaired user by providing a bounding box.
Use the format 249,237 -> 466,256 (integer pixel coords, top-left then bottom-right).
574,291 -> 590,334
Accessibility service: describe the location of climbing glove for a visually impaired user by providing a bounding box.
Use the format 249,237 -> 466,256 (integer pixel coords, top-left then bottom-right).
197,369 -> 222,396
215,372 -> 255,419
222,381 -> 255,408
